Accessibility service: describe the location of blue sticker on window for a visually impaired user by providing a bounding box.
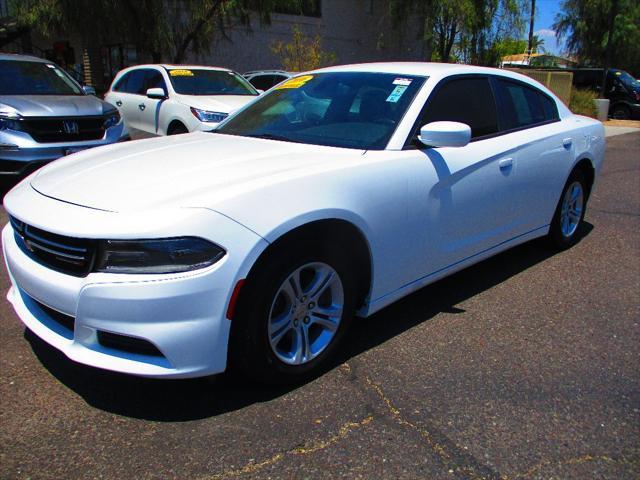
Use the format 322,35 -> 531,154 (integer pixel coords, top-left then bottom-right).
386,85 -> 408,103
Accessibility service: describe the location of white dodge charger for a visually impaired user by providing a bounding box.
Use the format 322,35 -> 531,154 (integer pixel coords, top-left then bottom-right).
2,63 -> 605,383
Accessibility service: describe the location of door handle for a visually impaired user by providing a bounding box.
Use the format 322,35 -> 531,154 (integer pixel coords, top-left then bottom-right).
562,137 -> 572,148
115,100 -> 122,107
138,104 -> 146,111
498,157 -> 513,169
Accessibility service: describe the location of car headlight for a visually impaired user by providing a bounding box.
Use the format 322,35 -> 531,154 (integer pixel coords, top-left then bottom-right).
0,113 -> 24,132
190,107 -> 229,123
94,237 -> 225,274
103,109 -> 121,129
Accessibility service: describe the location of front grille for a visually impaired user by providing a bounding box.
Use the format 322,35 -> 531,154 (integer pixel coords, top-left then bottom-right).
10,216 -> 96,277
19,116 -> 106,143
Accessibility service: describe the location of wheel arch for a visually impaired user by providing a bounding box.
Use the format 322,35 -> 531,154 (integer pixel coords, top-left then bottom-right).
571,156 -> 596,199
244,218 -> 374,312
167,119 -> 188,135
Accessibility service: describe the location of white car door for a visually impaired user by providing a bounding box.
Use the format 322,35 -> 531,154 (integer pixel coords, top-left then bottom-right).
489,77 -> 573,229
135,68 -> 168,136
407,75 -> 533,274
106,69 -> 147,137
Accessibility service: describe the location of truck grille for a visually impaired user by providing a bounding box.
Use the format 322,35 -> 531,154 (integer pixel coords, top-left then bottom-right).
20,116 -> 106,143
10,216 -> 96,277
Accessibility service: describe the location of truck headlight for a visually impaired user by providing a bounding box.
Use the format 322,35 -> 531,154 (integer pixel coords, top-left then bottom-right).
94,237 -> 225,274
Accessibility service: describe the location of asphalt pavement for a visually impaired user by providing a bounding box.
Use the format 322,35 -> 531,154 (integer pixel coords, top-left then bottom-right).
0,132 -> 638,479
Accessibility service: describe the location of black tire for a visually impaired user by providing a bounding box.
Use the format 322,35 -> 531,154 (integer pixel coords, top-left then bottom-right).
611,104 -> 631,120
547,169 -> 588,250
228,239 -> 357,384
168,122 -> 188,135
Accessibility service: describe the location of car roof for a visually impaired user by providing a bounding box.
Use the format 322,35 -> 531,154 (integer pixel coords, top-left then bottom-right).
123,64 -> 233,72
312,62 -> 515,78
244,70 -> 292,75
0,53 -> 51,63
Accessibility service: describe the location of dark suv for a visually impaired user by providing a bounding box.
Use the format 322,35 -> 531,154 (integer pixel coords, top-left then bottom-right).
572,68 -> 640,120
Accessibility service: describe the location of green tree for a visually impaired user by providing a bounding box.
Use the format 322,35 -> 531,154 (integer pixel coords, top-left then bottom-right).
270,25 -> 337,71
389,0 -> 527,66
553,0 -> 640,75
9,0 -> 303,64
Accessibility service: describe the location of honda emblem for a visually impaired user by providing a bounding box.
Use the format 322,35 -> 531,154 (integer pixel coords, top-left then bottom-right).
62,120 -> 79,135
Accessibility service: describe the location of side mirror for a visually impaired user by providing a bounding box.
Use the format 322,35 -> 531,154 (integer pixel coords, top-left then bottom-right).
82,85 -> 96,96
146,87 -> 167,100
417,121 -> 471,148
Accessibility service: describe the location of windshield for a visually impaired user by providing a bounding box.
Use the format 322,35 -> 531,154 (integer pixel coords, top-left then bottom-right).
614,70 -> 640,90
0,60 -> 83,95
167,68 -> 258,96
217,72 -> 426,150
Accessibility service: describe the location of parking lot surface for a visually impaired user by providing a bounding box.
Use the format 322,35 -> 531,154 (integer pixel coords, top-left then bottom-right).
0,132 -> 638,479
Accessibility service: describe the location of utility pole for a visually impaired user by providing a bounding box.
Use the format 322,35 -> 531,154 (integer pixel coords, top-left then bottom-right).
527,0 -> 536,57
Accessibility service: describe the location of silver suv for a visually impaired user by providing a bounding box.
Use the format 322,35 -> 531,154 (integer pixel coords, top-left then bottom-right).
0,54 -> 127,187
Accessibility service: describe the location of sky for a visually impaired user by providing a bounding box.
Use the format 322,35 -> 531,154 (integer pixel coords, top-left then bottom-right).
533,0 -> 565,55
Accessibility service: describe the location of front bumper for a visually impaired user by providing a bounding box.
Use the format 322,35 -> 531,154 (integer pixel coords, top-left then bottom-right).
2,190 -> 268,378
0,122 -> 128,177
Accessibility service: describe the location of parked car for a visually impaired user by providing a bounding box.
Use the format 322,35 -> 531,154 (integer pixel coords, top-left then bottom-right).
0,53 -> 126,188
243,70 -> 294,91
3,63 -> 605,383
104,64 -> 259,137
571,68 -> 640,119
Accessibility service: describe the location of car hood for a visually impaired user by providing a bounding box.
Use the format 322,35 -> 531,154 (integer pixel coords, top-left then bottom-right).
0,95 -> 110,117
174,94 -> 257,114
30,132 -> 365,213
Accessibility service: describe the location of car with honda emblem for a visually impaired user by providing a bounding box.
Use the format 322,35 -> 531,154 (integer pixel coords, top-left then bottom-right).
0,53 -> 127,189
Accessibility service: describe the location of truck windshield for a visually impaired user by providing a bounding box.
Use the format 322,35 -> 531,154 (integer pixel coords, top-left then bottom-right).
0,60 -> 83,95
614,70 -> 640,90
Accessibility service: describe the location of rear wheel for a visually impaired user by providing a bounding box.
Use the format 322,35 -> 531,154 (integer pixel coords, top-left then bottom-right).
548,170 -> 588,249
611,104 -> 631,120
229,241 -> 356,384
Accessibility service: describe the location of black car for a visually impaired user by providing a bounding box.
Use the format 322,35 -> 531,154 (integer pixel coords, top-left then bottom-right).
572,68 -> 640,120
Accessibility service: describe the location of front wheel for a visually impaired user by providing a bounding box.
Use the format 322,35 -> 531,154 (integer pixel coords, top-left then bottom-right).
229,243 -> 356,384
548,170 -> 588,249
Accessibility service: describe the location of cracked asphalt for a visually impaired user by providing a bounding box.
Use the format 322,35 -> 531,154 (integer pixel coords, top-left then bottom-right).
1,132 -> 638,479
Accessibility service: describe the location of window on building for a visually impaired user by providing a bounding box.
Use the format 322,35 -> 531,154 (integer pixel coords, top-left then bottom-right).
274,0 -> 321,17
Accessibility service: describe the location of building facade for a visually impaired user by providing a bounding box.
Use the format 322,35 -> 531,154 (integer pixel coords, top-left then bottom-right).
1,0 -> 422,92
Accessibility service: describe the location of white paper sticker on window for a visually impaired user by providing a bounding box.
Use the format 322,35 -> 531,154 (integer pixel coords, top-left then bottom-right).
393,78 -> 412,86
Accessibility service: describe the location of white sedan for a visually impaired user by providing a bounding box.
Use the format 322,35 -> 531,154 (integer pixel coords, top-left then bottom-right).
2,63 -> 605,382
104,64 -> 259,137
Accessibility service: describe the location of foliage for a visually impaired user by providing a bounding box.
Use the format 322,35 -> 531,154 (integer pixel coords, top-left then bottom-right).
569,88 -> 598,117
270,25 -> 337,71
389,0 -> 527,66
493,35 -> 545,58
9,0 -> 303,63
553,0 -> 640,75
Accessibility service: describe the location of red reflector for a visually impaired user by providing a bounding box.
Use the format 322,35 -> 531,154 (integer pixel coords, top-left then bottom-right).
226,279 -> 245,320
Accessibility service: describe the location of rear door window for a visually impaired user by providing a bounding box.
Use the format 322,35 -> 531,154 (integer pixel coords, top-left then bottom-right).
494,79 -> 559,131
249,75 -> 277,91
120,69 -> 148,95
419,77 -> 498,139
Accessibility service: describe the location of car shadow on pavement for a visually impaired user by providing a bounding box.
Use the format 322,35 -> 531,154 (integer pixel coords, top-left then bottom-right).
24,224 -> 593,422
